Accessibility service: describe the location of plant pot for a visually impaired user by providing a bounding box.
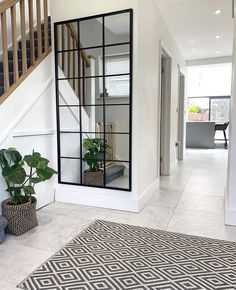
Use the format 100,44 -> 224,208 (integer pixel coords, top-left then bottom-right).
2,197 -> 38,236
84,170 -> 104,186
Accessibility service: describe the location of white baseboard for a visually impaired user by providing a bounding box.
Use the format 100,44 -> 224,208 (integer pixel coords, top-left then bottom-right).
138,178 -> 160,211
224,189 -> 236,227
225,202 -> 236,226
225,207 -> 236,226
55,184 -> 139,213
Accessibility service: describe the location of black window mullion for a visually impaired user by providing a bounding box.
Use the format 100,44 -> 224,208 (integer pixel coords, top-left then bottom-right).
129,10 -> 133,191
54,24 -> 62,183
77,21 -> 83,185
102,16 -> 106,187
56,41 -> 131,53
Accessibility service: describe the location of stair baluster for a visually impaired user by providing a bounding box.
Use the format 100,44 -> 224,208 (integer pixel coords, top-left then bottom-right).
59,23 -> 91,115
0,0 -> 52,103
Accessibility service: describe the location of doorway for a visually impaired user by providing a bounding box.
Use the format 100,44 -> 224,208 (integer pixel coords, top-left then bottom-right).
159,48 -> 172,176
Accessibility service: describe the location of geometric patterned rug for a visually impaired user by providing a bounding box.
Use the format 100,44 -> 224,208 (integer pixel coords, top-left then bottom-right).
18,220 -> 236,290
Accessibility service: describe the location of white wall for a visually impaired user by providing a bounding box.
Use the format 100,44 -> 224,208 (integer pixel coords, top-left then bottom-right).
0,55 -> 56,213
51,0 -> 185,212
136,0 -> 185,199
226,5 -> 236,226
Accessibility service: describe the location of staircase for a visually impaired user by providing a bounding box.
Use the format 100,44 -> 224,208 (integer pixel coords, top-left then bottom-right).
0,18 -> 51,97
0,0 -> 52,103
106,164 -> 125,184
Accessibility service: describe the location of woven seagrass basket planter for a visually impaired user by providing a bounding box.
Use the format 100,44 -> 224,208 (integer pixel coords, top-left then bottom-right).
84,170 -> 104,186
2,197 -> 38,236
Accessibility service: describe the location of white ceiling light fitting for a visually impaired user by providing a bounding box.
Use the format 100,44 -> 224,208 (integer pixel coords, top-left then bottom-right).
214,9 -> 222,15
215,35 -> 221,39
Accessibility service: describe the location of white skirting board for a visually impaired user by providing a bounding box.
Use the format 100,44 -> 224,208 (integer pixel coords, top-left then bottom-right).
138,178 -> 160,211
55,184 -> 140,213
225,207 -> 236,227
55,178 -> 160,213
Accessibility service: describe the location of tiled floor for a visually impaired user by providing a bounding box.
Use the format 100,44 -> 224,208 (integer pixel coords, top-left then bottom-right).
1,149 -> 236,290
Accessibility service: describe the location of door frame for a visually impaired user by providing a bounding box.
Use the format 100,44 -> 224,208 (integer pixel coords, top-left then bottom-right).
177,65 -> 186,161
158,42 -> 172,176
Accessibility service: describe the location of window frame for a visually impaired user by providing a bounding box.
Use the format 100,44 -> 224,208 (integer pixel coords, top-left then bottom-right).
54,9 -> 133,192
187,95 -> 230,122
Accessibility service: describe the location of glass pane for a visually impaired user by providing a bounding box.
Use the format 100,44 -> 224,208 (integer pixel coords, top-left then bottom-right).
210,98 -> 230,122
105,133 -> 130,162
82,132 -> 105,187
60,158 -> 81,184
105,45 -> 130,76
105,75 -> 130,99
59,107 -> 80,131
187,98 -> 209,121
80,47 -> 103,77
80,18 -> 103,48
60,133 -> 81,158
104,13 -> 130,45
105,162 -> 130,190
57,50 -> 78,79
58,80 -> 80,106
105,105 -> 130,133
82,132 -> 106,161
80,77 -> 103,106
56,22 -> 78,52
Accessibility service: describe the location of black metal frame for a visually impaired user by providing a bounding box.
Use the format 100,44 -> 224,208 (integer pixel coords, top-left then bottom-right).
54,9 -> 133,192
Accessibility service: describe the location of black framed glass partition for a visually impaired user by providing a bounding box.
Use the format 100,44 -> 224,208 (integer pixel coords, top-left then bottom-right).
54,9 -> 133,191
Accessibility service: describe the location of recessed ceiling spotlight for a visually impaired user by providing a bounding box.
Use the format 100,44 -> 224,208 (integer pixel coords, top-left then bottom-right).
214,9 -> 222,15
215,34 -> 221,39
216,50 -> 221,54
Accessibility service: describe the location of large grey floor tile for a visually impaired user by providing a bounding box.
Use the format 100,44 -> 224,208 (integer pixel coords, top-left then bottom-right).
176,193 -> 224,213
167,208 -> 236,241
40,201 -> 112,220
106,205 -> 174,230
147,188 -> 182,207
0,242 -> 52,289
6,212 -> 91,252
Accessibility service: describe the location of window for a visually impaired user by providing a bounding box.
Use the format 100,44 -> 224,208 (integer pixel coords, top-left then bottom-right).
99,54 -> 130,98
188,97 -> 209,122
210,98 -> 230,122
187,96 -> 230,123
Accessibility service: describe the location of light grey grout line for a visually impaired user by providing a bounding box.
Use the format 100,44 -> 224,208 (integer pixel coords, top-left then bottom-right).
165,168 -> 193,231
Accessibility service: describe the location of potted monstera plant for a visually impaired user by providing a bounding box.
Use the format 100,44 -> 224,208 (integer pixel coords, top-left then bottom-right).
83,138 -> 111,186
0,148 -> 57,236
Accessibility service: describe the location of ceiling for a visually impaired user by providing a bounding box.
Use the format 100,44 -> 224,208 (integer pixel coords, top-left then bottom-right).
156,0 -> 234,60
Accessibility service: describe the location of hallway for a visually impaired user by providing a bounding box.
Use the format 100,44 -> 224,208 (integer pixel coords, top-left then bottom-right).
157,149 -> 230,239
1,149 -> 236,290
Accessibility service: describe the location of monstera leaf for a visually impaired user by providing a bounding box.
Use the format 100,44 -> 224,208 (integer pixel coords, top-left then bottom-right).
0,148 -> 57,205
36,166 -> 57,181
2,165 -> 26,184
24,152 -> 49,169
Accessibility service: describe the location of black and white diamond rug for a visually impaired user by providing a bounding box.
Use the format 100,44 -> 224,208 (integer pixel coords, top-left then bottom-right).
18,220 -> 236,290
